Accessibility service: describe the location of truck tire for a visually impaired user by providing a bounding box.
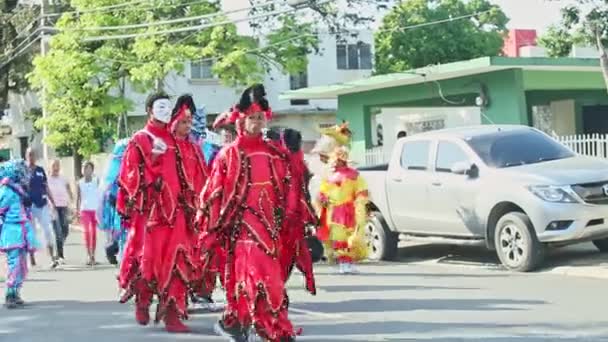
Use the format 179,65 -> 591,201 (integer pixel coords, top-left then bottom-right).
592,238 -> 608,252
494,212 -> 544,272
366,211 -> 399,261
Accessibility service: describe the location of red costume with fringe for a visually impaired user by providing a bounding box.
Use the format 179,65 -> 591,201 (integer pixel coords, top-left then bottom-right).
198,105 -> 311,341
279,144 -> 317,294
116,121 -> 167,321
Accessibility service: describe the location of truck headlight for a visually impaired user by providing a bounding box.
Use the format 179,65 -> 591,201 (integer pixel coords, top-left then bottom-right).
528,185 -> 578,203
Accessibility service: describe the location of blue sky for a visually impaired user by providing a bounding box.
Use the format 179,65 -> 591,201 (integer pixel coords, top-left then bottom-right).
222,0 -> 576,33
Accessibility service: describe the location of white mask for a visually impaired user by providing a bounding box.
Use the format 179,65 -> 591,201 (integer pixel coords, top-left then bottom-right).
152,99 -> 172,123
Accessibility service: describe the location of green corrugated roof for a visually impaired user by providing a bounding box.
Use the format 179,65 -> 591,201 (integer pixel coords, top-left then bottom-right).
280,56 -> 602,100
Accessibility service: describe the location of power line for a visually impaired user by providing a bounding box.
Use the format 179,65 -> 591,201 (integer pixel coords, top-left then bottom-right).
70,0 -> 282,32
81,0 -> 332,42
94,9 -> 491,67
0,35 -> 41,71
44,0 -> 150,18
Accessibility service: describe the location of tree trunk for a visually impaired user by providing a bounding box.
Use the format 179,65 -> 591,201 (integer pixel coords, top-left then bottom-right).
117,77 -> 129,138
596,31 -> 608,94
72,149 -> 83,181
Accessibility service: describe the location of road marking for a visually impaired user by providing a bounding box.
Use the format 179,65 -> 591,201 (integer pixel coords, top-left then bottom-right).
289,307 -> 343,319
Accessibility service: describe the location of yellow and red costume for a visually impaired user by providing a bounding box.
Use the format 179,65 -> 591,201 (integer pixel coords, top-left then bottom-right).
198,99 -> 310,341
315,125 -> 369,271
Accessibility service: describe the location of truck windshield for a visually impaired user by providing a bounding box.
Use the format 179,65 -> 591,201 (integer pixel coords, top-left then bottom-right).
465,129 -> 575,168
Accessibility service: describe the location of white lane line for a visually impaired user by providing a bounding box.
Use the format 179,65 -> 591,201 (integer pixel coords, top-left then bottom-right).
289,307 -> 344,319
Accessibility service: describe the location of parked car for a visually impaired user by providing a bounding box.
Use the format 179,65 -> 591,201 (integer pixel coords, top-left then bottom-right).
361,125 -> 608,271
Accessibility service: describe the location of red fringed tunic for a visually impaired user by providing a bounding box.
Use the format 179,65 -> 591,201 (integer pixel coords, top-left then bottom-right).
279,150 -> 317,294
175,137 -> 214,297
117,122 -> 165,303
197,134 -> 307,341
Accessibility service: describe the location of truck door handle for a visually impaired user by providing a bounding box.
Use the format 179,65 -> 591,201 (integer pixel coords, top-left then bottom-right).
392,178 -> 403,183
432,181 -> 442,186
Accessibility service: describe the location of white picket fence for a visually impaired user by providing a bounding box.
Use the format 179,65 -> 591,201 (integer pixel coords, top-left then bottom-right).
363,146 -> 390,166
554,134 -> 608,159
361,134 -> 608,167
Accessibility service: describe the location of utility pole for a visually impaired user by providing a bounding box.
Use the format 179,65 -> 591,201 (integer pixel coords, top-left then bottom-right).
40,0 -> 50,162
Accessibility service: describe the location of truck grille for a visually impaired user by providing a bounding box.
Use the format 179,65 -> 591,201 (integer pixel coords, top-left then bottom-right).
572,181 -> 608,205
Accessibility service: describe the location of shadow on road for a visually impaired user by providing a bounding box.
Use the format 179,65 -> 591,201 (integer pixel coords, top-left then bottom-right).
293,297 -> 547,314
389,242 -> 608,272
316,284 -> 479,292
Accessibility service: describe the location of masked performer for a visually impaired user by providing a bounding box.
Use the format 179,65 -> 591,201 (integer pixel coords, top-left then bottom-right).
169,95 -> 221,312
316,140 -> 369,274
0,159 -> 39,309
116,92 -> 173,328
266,128 -> 319,293
101,139 -> 129,265
198,84 -> 305,342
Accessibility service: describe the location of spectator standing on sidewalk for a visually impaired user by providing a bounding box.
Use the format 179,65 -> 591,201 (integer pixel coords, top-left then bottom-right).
25,148 -> 59,269
76,161 -> 100,266
48,159 -> 73,264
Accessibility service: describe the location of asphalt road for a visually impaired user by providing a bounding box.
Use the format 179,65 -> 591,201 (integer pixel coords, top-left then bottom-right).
1,235 -> 608,341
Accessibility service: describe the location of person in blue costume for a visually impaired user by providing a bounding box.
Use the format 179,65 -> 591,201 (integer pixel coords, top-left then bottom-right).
0,159 -> 39,309
100,139 -> 129,265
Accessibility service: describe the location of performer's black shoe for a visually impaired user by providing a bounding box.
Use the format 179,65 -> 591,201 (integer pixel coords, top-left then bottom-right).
214,319 -> 247,342
4,294 -> 18,309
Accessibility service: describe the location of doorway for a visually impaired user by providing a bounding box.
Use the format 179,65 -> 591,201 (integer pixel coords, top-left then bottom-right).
582,105 -> 608,134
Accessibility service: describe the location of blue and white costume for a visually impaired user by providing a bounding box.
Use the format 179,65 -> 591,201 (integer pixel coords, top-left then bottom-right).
0,159 -> 39,307
100,139 -> 129,263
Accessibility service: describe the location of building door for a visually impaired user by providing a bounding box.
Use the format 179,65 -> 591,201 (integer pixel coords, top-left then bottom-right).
583,106 -> 608,134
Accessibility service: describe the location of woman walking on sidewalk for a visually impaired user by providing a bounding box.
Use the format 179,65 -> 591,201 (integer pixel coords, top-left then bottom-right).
48,159 -> 73,264
76,161 -> 101,266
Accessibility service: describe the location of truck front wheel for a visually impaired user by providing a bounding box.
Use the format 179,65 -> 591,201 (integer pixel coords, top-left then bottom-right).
494,212 -> 544,272
366,211 -> 399,261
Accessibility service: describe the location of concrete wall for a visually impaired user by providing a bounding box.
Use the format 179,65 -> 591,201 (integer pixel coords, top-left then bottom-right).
337,69 -> 527,162
375,107 -> 481,155
123,32 -> 374,117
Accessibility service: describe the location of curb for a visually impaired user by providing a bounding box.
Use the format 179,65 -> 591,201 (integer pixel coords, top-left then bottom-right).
544,265 -> 608,280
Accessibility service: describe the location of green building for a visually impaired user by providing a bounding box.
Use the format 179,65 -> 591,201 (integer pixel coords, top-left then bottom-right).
281,57 -> 608,162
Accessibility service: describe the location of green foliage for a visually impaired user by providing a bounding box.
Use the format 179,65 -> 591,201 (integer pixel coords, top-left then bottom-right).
0,1 -> 40,109
30,0 -> 338,154
374,0 -> 509,74
539,2 -> 608,57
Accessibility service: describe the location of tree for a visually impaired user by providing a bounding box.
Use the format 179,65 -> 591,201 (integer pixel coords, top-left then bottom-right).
29,0 -> 382,160
374,0 -> 509,75
0,1 -> 40,115
29,0 -> 330,158
538,1 -> 608,92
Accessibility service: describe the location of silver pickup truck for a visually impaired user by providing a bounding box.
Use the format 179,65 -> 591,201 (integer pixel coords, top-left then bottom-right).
361,125 -> 608,271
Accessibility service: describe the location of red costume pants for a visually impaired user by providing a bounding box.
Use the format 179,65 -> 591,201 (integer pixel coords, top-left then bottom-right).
223,240 -> 295,342
141,211 -> 195,322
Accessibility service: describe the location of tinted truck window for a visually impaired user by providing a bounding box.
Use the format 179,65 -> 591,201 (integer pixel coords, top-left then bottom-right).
400,141 -> 430,170
466,130 -> 574,168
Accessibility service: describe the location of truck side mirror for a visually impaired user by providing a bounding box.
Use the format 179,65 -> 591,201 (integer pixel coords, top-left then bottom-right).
450,161 -> 470,175
451,162 -> 479,178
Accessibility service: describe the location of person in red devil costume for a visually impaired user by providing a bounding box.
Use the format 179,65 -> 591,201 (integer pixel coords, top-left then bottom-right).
268,128 -> 318,294
116,92 -> 173,327
198,84 -> 309,342
170,95 -> 223,312
117,92 -> 198,333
